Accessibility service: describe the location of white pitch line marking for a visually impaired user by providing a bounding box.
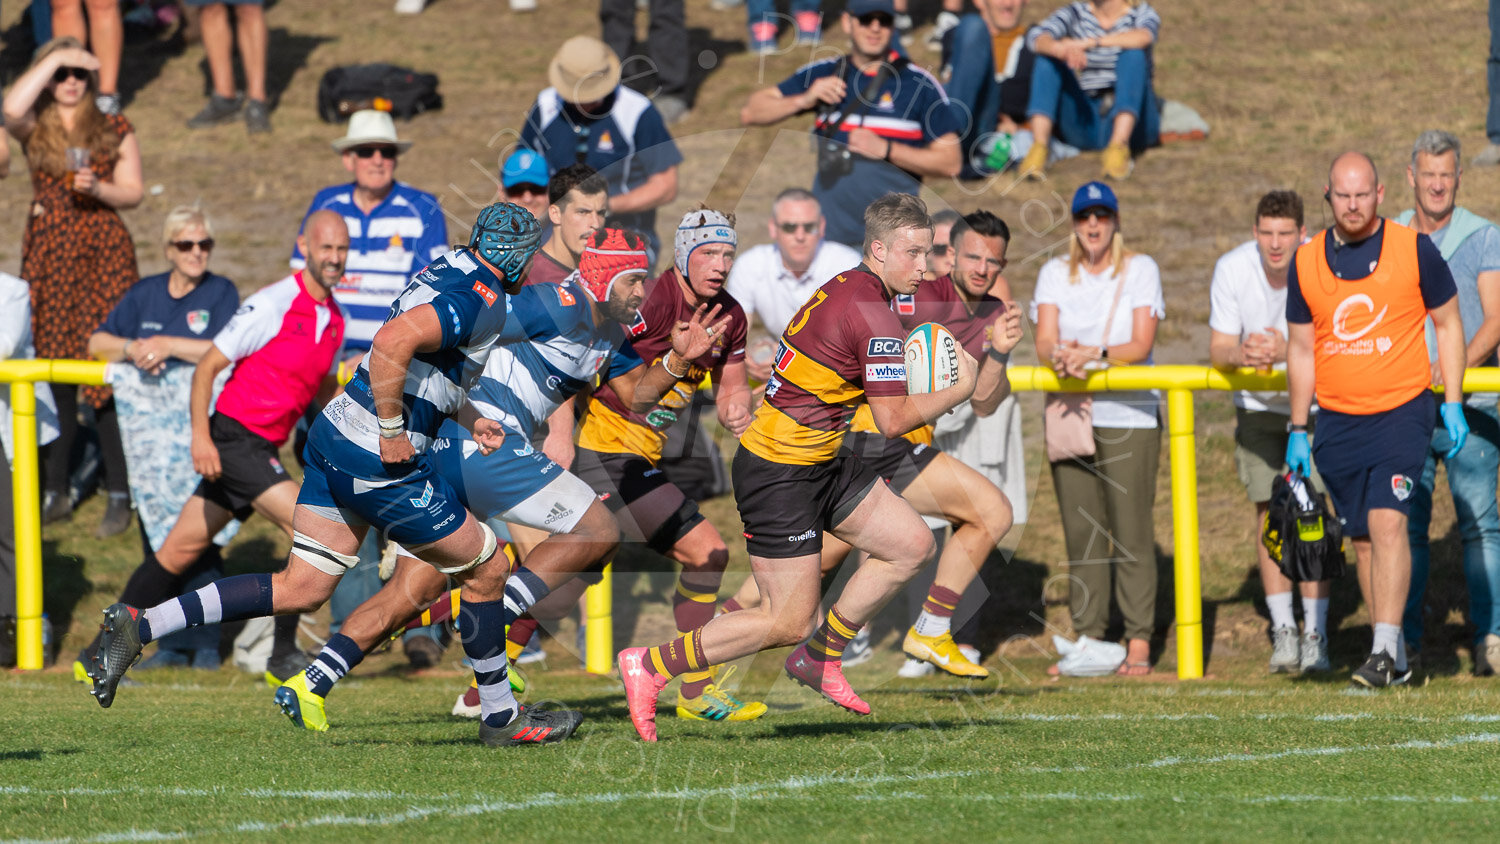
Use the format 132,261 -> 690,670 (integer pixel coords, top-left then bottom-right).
1026,732 -> 1500,773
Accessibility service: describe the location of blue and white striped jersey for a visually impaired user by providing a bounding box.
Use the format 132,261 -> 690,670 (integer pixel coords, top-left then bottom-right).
321,248 -> 510,459
438,280 -> 642,443
1027,1 -> 1161,93
290,182 -> 450,352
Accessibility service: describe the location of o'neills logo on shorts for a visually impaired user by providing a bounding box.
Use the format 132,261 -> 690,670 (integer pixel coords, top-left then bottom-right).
1391,474 -> 1413,501
787,528 -> 818,542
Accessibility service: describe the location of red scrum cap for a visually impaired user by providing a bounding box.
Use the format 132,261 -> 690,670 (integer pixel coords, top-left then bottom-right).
578,227 -> 649,303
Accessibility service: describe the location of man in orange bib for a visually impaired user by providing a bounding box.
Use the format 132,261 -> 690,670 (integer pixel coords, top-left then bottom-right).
1285,151 -> 1468,688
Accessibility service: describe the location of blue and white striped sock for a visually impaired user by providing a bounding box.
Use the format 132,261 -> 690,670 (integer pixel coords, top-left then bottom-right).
304,634 -> 365,697
501,567 -> 550,629
139,574 -> 273,644
460,595 -> 518,729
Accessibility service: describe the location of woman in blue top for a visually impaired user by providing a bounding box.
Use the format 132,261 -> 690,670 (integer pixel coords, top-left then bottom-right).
83,206 -> 239,669
90,205 -> 239,375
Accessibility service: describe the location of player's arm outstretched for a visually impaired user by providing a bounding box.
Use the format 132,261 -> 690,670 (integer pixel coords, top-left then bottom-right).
867,346 -> 979,439
971,301 -> 1024,417
614,302 -> 731,412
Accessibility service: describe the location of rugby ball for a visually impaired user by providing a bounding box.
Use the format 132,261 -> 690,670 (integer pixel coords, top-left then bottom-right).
904,322 -> 961,394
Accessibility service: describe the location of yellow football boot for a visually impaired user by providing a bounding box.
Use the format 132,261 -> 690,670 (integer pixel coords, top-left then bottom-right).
903,628 -> 989,678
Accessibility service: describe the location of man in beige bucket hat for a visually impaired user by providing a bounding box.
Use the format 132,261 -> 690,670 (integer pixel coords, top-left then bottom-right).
521,36 -> 682,264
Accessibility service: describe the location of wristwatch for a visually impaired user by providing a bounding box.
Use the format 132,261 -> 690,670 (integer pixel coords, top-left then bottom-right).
1287,422 -> 1308,433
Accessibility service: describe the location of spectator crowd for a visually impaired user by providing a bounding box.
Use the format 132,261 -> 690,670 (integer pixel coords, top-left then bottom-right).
1,0 -> 1499,701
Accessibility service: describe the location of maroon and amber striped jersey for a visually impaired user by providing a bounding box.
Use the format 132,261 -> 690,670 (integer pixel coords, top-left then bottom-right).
739,266 -> 910,465
577,268 -> 748,463
849,273 -> 1006,440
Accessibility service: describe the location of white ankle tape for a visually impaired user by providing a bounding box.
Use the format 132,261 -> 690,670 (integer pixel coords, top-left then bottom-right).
291,531 -> 361,576
433,521 -> 497,575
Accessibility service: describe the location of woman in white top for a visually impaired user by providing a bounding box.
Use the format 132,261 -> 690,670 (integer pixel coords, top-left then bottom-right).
1032,181 -> 1165,675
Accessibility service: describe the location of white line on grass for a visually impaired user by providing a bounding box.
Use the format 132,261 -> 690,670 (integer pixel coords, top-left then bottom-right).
11,769 -> 985,842
1026,732 -> 1500,773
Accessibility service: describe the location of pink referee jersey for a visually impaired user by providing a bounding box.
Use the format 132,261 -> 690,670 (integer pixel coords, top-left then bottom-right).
212,271 -> 346,446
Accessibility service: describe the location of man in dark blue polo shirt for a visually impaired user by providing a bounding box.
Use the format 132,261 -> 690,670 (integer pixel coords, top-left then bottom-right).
521,36 -> 682,263
740,0 -> 963,247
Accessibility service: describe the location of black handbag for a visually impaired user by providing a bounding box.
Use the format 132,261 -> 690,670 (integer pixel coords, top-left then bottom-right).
1262,472 -> 1346,582
316,64 -> 442,123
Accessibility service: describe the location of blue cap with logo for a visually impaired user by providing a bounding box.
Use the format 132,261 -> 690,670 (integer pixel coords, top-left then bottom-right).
502,149 -> 550,189
846,0 -> 896,16
1071,181 -> 1118,216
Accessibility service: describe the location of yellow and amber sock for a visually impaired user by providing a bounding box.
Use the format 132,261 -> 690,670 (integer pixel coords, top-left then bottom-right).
718,597 -> 744,615
505,616 -> 540,662
673,575 -> 721,633
808,608 -> 862,663
914,585 -> 962,637
645,629 -> 710,679
679,668 -> 714,699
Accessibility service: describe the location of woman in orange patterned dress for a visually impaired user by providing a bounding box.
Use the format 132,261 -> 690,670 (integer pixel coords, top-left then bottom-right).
3,37 -> 143,533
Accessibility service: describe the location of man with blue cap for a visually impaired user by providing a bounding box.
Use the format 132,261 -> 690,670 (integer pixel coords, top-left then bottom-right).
499,148 -> 550,225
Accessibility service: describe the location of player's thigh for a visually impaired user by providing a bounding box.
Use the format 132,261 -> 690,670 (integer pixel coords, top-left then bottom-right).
831,476 -> 935,563
901,451 -> 1007,525
507,522 -> 551,557
250,479 -> 302,536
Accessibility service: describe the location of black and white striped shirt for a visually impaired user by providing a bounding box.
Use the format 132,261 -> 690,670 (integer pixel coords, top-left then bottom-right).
1027,1 -> 1161,93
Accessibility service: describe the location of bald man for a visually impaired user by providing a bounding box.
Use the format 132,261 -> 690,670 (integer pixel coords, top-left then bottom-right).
77,212 -> 351,679
1284,151 -> 1467,688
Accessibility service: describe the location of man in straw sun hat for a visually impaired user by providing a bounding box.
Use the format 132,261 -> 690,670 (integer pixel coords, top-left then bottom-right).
522,36 -> 682,264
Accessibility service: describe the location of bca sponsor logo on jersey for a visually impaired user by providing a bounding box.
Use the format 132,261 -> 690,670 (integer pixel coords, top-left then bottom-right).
894,294 -> 916,316
865,362 -> 907,382
472,280 -> 498,308
867,336 -> 902,357
187,309 -> 212,335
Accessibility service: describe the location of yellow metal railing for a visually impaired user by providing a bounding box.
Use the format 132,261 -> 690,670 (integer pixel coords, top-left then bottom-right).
3,360 -> 109,670
1006,365 -> 1500,679
16,362 -> 1500,678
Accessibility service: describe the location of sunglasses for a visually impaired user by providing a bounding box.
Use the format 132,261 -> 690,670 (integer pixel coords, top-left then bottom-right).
855,11 -> 894,28
52,66 -> 90,84
1073,208 -> 1115,222
352,146 -> 399,160
777,221 -> 817,234
171,239 -> 215,253
505,183 -> 547,197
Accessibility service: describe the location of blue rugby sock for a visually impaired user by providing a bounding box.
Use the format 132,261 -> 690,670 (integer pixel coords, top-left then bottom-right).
304,634 -> 365,697
501,567 -> 550,629
139,574 -> 274,644
460,595 -> 518,729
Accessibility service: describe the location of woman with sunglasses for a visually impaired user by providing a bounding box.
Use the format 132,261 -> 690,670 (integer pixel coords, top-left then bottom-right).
4,37 -> 144,531
1031,181 -> 1164,677
81,206 -> 239,669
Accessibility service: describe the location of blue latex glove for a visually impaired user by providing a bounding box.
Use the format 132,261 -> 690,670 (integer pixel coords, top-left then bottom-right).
1285,430 -> 1311,477
1441,402 -> 1469,459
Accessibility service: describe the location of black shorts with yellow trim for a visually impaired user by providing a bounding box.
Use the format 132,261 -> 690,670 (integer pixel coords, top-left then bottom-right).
841,431 -> 941,495
571,447 -> 704,554
731,446 -> 882,559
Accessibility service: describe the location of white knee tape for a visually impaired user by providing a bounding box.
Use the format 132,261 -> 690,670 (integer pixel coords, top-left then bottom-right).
291,531 -> 361,577
433,521 -> 498,576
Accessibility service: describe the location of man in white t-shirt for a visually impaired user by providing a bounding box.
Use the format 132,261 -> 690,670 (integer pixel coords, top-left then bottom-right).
725,188 -> 861,382
1208,189 -> 1333,675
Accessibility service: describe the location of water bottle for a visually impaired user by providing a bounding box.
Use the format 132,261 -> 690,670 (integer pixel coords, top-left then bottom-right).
984,132 -> 1014,172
